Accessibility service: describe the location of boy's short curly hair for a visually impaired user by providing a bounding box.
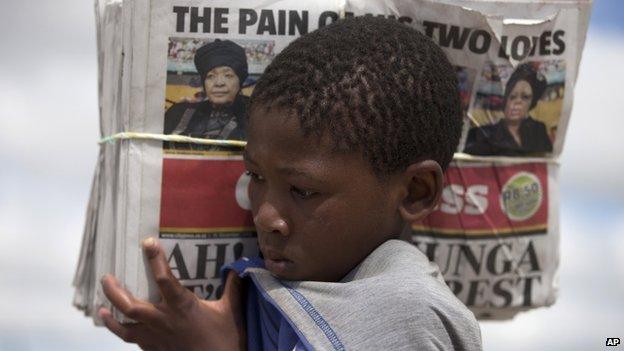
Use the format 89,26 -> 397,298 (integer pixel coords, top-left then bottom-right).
248,16 -> 462,175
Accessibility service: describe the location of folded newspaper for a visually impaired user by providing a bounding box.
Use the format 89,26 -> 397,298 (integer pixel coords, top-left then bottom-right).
73,0 -> 592,323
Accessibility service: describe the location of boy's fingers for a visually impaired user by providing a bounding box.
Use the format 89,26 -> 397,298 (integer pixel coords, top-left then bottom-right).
100,274 -> 167,327
220,271 -> 246,346
99,307 -> 134,343
143,237 -> 190,307
99,308 -> 160,346
101,274 -> 134,313
99,308 -> 127,339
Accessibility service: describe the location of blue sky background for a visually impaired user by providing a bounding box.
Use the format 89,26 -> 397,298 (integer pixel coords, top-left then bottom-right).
0,0 -> 623,350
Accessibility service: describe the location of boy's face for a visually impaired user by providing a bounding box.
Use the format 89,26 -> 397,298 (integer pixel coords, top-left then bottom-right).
244,107 -> 405,282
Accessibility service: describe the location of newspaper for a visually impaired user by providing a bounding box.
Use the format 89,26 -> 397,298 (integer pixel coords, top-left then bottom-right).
73,0 -> 592,323
411,161 -> 559,319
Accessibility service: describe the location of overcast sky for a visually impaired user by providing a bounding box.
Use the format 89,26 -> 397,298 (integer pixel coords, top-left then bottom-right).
0,0 -> 623,350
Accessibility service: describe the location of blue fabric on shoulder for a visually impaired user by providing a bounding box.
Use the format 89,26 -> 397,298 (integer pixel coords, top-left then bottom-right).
221,257 -> 306,351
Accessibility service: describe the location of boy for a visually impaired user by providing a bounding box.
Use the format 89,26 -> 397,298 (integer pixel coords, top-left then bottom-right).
99,17 -> 482,350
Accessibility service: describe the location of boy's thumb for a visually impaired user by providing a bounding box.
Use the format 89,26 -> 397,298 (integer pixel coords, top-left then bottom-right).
221,270 -> 243,310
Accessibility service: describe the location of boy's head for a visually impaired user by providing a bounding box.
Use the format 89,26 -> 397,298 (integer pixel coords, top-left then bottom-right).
244,17 -> 461,282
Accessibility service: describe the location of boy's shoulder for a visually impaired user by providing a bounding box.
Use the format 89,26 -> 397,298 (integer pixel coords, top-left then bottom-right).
342,240 -> 481,343
345,240 -> 482,348
246,240 -> 482,350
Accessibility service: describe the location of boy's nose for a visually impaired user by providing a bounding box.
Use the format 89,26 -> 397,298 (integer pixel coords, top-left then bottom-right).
253,202 -> 290,237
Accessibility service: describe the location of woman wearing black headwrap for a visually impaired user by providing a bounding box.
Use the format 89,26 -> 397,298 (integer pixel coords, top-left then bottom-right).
165,39 -> 249,142
464,63 -> 553,156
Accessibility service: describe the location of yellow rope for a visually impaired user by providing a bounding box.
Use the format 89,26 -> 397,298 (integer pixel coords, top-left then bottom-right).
99,132 -> 246,148
100,132 -> 558,163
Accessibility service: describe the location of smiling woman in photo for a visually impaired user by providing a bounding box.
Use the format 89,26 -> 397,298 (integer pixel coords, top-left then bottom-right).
464,63 -> 553,156
164,39 -> 249,141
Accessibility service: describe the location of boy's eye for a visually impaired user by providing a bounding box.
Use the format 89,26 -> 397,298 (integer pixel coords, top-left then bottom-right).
290,186 -> 316,199
245,170 -> 264,181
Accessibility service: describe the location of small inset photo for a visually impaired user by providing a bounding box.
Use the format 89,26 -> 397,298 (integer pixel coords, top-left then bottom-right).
464,60 -> 565,156
164,38 -> 276,150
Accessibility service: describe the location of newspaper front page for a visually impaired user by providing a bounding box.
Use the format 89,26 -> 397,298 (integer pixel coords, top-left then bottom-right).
74,0 -> 592,323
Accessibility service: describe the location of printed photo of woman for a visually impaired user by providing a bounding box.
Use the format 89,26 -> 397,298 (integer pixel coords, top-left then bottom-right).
164,39 -> 249,141
464,63 -> 553,156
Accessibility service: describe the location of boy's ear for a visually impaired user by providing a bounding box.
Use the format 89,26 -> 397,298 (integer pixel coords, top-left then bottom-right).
397,160 -> 443,223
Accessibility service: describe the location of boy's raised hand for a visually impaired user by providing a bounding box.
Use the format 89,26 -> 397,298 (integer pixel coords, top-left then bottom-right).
99,238 -> 246,351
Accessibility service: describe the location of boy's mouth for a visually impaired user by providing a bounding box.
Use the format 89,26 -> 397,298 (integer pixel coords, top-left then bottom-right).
262,248 -> 294,275
265,257 -> 294,276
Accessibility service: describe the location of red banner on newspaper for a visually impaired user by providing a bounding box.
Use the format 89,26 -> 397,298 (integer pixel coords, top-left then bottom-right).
160,155 -> 254,233
413,163 -> 548,238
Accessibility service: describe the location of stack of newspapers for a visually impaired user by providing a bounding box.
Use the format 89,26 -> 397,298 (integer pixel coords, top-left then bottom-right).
73,0 -> 592,323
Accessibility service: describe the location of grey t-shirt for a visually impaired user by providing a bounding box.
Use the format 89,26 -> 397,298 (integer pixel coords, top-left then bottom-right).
243,239 -> 482,350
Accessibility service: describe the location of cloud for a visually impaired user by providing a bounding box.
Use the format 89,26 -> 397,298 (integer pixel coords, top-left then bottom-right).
0,0 -> 95,61
0,57 -> 99,185
560,29 -> 624,200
